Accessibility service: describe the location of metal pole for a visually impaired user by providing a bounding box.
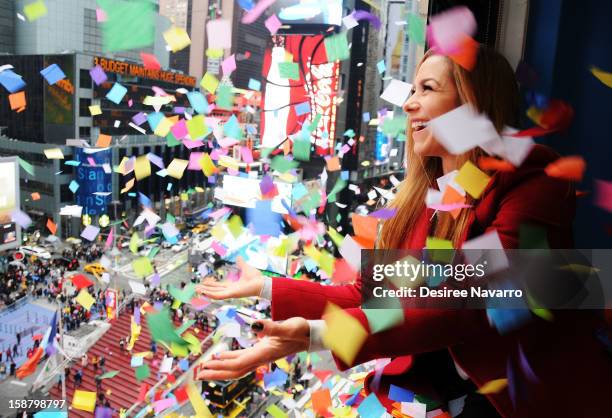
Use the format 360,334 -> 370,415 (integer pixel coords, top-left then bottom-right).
58,304 -> 66,401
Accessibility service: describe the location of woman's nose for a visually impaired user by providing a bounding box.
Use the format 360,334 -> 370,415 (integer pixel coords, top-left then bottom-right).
403,96 -> 419,113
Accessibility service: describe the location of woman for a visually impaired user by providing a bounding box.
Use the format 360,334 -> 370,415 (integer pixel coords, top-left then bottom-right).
196,48 -> 612,416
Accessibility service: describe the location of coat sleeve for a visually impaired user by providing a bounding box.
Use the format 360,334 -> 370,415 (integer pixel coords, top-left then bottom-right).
331,172 -> 576,368
271,277 -> 361,320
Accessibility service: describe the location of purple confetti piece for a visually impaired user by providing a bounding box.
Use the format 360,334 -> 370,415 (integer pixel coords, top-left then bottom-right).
518,344 -> 539,383
352,10 -> 382,29
369,208 -> 397,220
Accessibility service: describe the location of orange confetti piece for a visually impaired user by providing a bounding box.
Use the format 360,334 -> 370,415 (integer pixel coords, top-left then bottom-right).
96,134 -> 112,147
478,156 -> 516,172
9,91 -> 26,111
46,218 -> 57,235
31,192 -> 41,201
447,34 -> 479,71
544,156 -> 586,181
441,185 -> 465,219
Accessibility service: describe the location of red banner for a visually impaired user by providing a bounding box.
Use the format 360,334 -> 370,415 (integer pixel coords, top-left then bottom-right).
260,35 -> 340,156
105,288 -> 117,320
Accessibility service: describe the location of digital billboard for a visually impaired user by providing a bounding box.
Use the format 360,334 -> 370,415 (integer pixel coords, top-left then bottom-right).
0,157 -> 21,251
73,148 -> 112,217
260,35 -> 340,155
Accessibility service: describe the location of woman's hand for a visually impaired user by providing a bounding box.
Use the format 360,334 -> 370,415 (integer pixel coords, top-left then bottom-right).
195,317 -> 310,380
195,256 -> 264,300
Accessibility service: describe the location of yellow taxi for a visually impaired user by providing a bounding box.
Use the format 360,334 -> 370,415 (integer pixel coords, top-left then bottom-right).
192,223 -> 209,234
84,263 -> 107,278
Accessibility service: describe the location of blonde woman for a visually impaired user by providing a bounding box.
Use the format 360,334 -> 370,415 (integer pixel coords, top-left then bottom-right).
196,47 -> 611,416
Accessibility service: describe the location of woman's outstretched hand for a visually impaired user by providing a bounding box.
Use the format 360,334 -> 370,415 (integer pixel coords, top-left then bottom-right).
195,256 -> 265,300
195,317 -> 310,380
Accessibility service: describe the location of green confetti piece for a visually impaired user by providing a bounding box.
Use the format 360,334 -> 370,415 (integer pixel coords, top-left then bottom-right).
17,157 -> 35,176
98,0 -> 155,52
215,85 -> 234,110
270,155 -> 299,173
146,308 -> 185,345
147,245 -> 160,260
166,131 -> 181,147
278,62 -> 300,80
381,115 -> 407,137
135,364 -> 150,381
328,178 -> 347,203
293,138 -> 311,161
324,33 -> 350,61
169,284 -> 196,304
408,13 -> 426,45
99,370 -> 120,380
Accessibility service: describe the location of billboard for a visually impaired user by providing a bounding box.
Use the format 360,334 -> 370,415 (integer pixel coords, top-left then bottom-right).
0,157 -> 21,251
269,0 -> 343,34
260,35 -> 340,155
73,148 -> 112,217
44,55 -> 75,142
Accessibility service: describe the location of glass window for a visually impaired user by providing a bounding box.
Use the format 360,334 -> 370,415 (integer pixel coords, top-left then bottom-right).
79,98 -> 91,117
80,69 -> 92,89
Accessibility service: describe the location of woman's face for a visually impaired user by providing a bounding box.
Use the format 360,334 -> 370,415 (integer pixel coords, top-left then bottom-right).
403,55 -> 461,157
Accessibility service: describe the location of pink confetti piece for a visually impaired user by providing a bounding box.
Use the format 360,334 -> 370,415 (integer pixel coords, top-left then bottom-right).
242,0 -> 277,24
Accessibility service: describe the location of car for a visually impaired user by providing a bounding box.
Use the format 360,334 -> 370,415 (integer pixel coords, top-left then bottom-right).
171,242 -> 187,252
192,224 -> 209,234
19,246 -> 51,260
84,263 -> 106,278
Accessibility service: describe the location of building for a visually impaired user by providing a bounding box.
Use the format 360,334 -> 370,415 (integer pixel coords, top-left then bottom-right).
0,136 -> 76,238
14,0 -> 170,68
0,52 -> 212,237
0,0 -> 14,54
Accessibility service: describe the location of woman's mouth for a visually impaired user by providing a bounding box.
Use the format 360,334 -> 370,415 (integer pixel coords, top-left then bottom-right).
411,120 -> 429,132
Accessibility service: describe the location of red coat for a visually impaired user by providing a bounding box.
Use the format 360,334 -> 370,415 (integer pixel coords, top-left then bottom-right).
271,145 -> 612,416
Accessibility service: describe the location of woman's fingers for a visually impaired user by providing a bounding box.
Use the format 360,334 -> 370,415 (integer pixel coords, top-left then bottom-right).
196,367 -> 251,381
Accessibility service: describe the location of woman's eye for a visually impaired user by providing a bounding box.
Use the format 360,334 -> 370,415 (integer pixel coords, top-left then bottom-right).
423,85 -> 433,91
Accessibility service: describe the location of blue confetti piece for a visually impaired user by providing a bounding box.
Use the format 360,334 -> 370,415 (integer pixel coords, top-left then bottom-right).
106,82 -> 128,104
248,78 -> 261,91
40,63 -> 66,85
69,180 -> 79,193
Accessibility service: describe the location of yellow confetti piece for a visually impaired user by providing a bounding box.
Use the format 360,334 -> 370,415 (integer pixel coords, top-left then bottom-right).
226,215 -> 244,238
200,72 -> 219,94
455,160 -> 491,199
166,158 -> 189,179
134,155 -> 151,180
163,26 -> 191,52
75,289 -> 95,311
322,303 -> 368,366
120,178 -> 135,194
154,117 -> 174,137
72,390 -> 96,412
89,105 -> 102,116
477,378 -> 508,394
186,381 -> 213,417
200,152 -> 217,177
43,148 -> 64,159
24,0 -> 47,21
591,66 -> 612,88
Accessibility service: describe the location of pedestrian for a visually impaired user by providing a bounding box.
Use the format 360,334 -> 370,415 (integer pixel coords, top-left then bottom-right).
119,338 -> 125,353
74,368 -> 83,388
12,343 -> 18,357
92,354 -> 99,371
16,332 -> 21,346
81,354 -> 88,369
95,374 -> 103,392
9,360 -> 16,376
99,355 -> 106,373
150,341 -> 157,354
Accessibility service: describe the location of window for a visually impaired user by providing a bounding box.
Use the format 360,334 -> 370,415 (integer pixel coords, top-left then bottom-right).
80,69 -> 92,89
79,127 -> 91,138
79,98 -> 91,117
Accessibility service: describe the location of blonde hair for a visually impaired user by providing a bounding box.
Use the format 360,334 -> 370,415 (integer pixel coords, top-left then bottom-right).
378,47 -> 520,249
